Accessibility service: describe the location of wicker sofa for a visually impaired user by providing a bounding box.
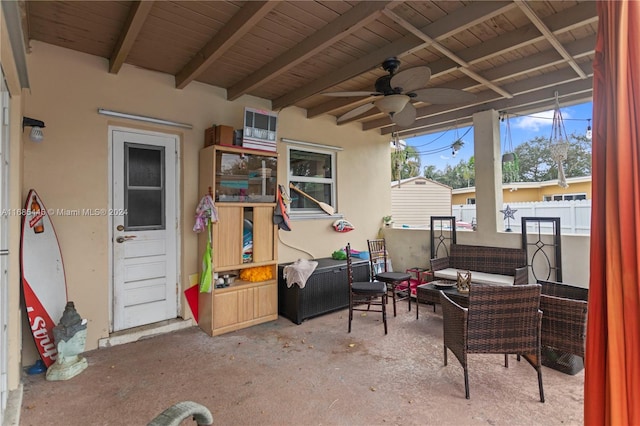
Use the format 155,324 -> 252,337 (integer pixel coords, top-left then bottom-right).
430,244 -> 528,285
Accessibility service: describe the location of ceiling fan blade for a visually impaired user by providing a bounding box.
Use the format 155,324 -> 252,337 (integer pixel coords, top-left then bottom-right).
411,88 -> 477,104
322,91 -> 380,97
337,102 -> 377,122
392,102 -> 416,127
390,66 -> 431,93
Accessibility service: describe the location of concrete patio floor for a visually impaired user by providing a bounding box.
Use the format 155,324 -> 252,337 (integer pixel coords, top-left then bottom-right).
18,302 -> 584,425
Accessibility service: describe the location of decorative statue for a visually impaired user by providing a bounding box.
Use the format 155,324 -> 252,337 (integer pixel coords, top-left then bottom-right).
45,301 -> 88,381
456,271 -> 472,293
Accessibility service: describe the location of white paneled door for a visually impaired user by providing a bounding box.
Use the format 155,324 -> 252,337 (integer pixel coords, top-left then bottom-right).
111,128 -> 178,331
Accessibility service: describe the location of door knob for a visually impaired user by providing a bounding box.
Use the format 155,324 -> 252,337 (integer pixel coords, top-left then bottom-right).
116,235 -> 136,243
116,225 -> 124,231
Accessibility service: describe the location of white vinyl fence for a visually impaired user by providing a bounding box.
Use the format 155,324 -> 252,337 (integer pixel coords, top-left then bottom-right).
453,200 -> 592,235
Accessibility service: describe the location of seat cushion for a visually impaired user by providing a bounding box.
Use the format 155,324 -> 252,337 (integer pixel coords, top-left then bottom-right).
352,280 -> 386,294
376,271 -> 411,282
433,268 -> 514,286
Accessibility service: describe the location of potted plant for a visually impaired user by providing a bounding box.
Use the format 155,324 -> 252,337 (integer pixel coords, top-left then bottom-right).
382,215 -> 393,228
451,139 -> 464,157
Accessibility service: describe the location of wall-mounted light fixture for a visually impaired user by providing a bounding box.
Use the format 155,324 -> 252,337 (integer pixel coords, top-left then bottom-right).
23,117 -> 46,142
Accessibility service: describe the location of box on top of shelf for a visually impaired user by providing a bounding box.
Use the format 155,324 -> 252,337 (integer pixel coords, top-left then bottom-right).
205,125 -> 235,147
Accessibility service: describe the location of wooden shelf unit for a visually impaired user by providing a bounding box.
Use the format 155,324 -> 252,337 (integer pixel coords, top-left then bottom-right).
198,145 -> 279,336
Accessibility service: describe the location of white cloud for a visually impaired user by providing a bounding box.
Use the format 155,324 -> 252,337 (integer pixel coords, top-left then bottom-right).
440,155 -> 450,160
512,109 -> 572,132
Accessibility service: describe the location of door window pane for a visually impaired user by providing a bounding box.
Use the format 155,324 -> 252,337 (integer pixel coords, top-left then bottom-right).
128,147 -> 162,187
125,144 -> 165,230
127,189 -> 162,227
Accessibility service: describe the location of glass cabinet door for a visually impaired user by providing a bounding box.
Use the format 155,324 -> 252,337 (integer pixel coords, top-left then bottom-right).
215,151 -> 277,202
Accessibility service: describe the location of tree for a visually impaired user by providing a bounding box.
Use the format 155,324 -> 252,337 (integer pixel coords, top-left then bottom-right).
432,157 -> 475,189
502,154 -> 520,183
423,164 -> 441,180
514,132 -> 591,182
418,131 -> 591,187
391,145 -> 421,180
460,156 -> 475,187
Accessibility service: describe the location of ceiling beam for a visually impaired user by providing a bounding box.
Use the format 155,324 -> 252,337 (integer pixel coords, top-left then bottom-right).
380,73 -> 594,136
461,1 -> 596,65
308,2 -> 595,120
272,35 -> 427,110
422,1 -> 517,41
483,34 -> 596,83
275,0 -> 514,110
368,62 -> 594,133
109,1 -> 154,74
514,0 -> 588,79
395,88 -> 593,138
382,9 -> 513,99
307,97 -> 373,119
175,1 -> 278,89
227,1 -> 394,101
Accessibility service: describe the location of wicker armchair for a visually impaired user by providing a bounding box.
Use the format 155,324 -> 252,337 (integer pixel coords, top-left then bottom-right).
537,280 -> 588,373
440,284 -> 544,402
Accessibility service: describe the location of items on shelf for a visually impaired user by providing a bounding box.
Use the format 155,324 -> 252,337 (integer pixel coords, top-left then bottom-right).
242,219 -> 253,263
240,266 -> 274,282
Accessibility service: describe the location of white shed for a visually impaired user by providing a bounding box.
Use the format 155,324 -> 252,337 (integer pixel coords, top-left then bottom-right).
390,177 -> 452,227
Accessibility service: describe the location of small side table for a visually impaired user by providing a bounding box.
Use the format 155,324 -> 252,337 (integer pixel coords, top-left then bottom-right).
405,267 -> 432,296
415,282 -> 438,319
406,268 -> 435,319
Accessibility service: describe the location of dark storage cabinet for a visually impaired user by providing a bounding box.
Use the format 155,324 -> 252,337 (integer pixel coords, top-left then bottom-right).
278,257 -> 370,324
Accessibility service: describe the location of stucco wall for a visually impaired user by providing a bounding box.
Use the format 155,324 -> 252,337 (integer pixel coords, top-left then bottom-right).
21,41 -> 390,359
1,6 -> 27,391
384,228 -> 590,288
275,108 -> 392,260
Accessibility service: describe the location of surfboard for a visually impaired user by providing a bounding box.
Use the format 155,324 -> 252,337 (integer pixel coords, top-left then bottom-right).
20,189 -> 68,368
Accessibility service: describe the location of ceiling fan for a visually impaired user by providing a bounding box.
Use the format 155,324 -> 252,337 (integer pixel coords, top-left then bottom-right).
323,57 -> 477,127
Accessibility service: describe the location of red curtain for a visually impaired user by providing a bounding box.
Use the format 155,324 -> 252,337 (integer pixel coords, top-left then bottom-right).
586,1 -> 640,424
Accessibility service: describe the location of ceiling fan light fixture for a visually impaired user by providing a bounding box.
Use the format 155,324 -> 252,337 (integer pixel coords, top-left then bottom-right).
375,94 -> 409,116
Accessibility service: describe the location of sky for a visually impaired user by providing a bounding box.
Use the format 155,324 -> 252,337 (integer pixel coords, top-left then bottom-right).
402,101 -> 593,171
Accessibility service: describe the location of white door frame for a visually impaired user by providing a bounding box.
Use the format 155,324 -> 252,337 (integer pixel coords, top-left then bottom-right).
107,126 -> 181,332
0,68 -> 10,423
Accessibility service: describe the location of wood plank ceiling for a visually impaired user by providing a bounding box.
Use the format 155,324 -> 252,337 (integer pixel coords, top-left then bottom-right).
22,0 -> 597,138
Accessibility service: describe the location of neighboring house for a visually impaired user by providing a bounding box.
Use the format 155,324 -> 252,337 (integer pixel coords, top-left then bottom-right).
452,176 -> 592,205
390,177 -> 452,227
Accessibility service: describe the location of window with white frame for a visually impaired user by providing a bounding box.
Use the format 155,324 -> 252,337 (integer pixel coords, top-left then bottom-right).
287,146 -> 336,216
543,193 -> 587,201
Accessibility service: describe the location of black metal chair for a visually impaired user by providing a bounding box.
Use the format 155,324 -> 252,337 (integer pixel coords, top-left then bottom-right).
346,243 -> 388,334
367,238 -> 412,316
